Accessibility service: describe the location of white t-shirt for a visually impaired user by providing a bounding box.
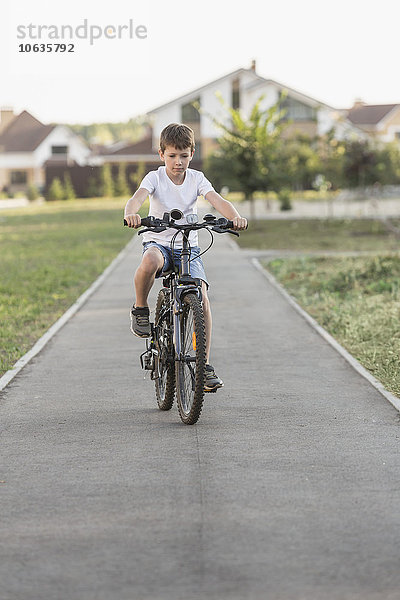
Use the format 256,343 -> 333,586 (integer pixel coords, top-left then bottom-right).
139,166 -> 214,247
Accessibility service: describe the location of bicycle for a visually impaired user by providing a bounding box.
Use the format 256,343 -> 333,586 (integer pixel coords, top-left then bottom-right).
124,209 -> 242,425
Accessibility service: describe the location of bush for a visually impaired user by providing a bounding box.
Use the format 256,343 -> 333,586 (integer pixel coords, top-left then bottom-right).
26,184 -> 40,201
63,173 -> 76,200
100,164 -> 114,198
47,178 -> 64,201
278,188 -> 292,211
114,163 -> 130,197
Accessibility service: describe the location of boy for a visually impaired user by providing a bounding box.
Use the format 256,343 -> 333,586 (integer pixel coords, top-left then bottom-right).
124,123 -> 247,391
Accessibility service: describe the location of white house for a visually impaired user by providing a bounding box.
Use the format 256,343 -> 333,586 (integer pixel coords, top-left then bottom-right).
0,109 -> 90,193
147,62 -> 366,160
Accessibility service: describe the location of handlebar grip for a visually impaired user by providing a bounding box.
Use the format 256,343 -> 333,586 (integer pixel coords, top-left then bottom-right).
123,216 -> 154,227
225,220 -> 248,230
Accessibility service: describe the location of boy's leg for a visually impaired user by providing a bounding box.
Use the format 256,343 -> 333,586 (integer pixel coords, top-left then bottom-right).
134,247 -> 164,307
201,282 -> 223,391
130,247 -> 164,338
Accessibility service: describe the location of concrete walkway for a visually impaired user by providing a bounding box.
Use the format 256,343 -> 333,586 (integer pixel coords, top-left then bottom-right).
1,232 -> 400,600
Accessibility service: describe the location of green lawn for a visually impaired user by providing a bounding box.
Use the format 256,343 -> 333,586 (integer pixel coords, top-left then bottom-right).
0,199 -> 136,377
265,255 -> 400,397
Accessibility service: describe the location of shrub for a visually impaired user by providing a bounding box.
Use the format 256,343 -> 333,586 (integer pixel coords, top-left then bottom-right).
26,184 -> 40,201
63,173 -> 76,200
47,178 -> 64,201
278,188 -> 292,211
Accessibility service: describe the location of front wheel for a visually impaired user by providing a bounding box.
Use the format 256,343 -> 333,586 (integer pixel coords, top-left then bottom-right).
176,293 -> 206,425
154,289 -> 175,410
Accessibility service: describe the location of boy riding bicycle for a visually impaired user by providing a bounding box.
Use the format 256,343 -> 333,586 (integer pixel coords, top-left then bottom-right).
124,123 -> 247,391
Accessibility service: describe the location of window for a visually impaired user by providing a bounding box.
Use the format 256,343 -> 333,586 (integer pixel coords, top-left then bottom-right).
51,145 -> 68,155
232,78 -> 240,110
10,170 -> 27,184
193,141 -> 202,160
181,98 -> 200,123
280,96 -> 316,122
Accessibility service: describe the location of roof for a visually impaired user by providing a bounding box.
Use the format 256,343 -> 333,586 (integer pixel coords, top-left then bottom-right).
243,77 -> 337,111
147,67 -> 339,115
0,110 -> 56,152
148,68 -> 265,114
109,135 -> 154,155
347,104 -> 399,125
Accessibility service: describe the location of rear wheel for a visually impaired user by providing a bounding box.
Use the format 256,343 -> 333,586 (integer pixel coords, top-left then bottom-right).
154,289 -> 175,410
176,293 -> 206,425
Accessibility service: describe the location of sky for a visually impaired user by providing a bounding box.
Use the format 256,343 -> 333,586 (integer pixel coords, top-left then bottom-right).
1,0 -> 399,125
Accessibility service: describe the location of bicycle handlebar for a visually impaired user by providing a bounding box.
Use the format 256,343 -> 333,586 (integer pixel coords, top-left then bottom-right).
123,213 -> 243,236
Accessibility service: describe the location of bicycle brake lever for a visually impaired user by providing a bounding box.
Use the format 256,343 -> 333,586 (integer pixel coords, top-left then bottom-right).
138,226 -> 167,235
212,226 -> 240,237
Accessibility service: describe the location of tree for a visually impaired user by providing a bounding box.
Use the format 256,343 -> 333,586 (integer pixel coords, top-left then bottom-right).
275,134 -> 321,191
342,139 -> 377,188
203,94 -> 287,219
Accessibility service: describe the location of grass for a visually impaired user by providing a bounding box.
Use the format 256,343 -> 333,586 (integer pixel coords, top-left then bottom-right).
237,218 -> 400,252
265,255 -> 400,396
0,198 -> 138,377
236,216 -> 400,397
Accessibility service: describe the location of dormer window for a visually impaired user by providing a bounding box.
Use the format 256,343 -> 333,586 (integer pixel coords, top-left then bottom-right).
181,99 -> 200,123
51,145 -> 68,155
280,97 -> 316,122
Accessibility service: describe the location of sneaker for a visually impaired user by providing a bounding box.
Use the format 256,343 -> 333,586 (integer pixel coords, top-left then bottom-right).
204,364 -> 224,392
130,306 -> 151,338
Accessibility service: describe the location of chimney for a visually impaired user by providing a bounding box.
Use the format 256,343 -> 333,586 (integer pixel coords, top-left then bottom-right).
250,59 -> 256,72
0,107 -> 15,133
352,98 -> 366,110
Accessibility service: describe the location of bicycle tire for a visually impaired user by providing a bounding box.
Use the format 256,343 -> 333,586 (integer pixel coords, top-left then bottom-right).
176,293 -> 206,425
154,289 -> 175,411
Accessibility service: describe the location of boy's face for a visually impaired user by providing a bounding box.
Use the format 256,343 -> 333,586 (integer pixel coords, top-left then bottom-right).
159,145 -> 194,178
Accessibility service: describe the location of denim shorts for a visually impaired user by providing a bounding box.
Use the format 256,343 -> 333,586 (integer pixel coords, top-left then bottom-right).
142,241 -> 209,287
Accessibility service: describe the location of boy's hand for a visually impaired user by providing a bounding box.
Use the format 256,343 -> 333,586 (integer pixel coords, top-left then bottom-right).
124,214 -> 142,228
232,216 -> 248,231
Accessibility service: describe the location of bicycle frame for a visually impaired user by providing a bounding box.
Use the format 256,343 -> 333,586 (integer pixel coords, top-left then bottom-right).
140,229 -> 202,377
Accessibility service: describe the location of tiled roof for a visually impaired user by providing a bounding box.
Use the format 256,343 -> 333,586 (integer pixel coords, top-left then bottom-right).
0,110 -> 55,152
110,136 -> 154,155
347,104 -> 399,125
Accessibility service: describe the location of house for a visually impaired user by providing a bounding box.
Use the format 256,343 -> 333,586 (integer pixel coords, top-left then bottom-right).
344,101 -> 400,143
0,109 -> 90,194
147,62 -> 366,162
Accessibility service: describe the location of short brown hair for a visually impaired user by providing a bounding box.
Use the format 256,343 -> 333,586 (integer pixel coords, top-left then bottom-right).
159,123 -> 195,153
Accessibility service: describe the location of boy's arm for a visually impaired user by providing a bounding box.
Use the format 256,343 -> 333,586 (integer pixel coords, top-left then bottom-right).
205,190 -> 248,230
124,188 -> 149,228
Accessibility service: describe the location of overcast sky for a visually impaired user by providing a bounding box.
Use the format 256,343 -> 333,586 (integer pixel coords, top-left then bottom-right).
2,0 -> 399,124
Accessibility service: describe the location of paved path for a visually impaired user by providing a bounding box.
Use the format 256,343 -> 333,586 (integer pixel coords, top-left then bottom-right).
1,233 -> 400,600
